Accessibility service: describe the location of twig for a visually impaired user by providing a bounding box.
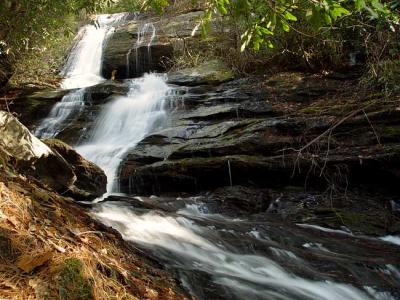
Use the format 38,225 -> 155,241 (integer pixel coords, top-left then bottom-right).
362,109 -> 381,146
297,104 -> 373,153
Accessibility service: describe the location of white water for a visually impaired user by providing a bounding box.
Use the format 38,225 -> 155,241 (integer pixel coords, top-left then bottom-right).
76,74 -> 172,193
32,12 -> 398,299
62,13 -> 129,89
34,89 -> 86,138
35,13 -> 128,138
94,203 -> 385,300
379,235 -> 400,246
126,23 -> 156,77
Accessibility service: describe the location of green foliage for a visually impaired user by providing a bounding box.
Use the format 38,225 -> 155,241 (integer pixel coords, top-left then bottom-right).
142,0 -> 170,13
0,0 -> 118,57
104,0 -> 141,13
199,0 -> 399,51
8,15 -> 77,88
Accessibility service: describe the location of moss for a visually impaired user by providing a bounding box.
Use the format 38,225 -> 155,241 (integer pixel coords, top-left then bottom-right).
283,185 -> 304,192
338,211 -> 385,235
300,106 -> 324,114
31,189 -> 51,202
58,258 -> 94,300
381,126 -> 400,137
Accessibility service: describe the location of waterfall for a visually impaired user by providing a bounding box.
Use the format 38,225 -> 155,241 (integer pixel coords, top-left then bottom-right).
76,73 -> 173,193
126,23 -> 156,78
34,13 -> 129,138
34,89 -> 86,138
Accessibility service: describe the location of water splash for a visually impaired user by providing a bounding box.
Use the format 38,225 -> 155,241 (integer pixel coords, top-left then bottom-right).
76,74 -> 174,193
126,23 -> 156,78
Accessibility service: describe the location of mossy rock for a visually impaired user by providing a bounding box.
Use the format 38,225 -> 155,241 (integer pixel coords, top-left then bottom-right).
168,59 -> 234,86
313,208 -> 387,235
58,258 -> 94,300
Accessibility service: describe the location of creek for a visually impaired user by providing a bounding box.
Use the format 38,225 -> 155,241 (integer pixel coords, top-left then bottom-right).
34,13 -> 400,300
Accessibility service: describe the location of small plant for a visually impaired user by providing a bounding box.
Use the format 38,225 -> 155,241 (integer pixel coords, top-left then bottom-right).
58,258 -> 94,300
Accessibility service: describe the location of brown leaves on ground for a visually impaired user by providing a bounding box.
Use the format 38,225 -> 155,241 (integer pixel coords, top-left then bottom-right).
17,251 -> 53,273
0,174 -> 188,300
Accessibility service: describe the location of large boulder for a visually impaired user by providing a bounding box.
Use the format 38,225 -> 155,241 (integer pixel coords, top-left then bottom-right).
0,111 -> 76,190
101,22 -> 173,79
0,111 -> 106,200
44,139 -> 107,200
10,89 -> 68,127
118,75 -> 400,196
101,11 -> 206,79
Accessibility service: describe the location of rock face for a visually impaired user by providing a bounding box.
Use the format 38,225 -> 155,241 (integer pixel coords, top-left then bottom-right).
10,89 -> 68,127
101,11 -> 204,79
44,139 -> 107,200
118,73 -> 400,198
112,72 -> 400,234
168,59 -> 234,86
0,111 -> 106,200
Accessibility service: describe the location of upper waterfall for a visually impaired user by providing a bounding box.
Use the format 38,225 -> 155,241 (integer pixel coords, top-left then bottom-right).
61,13 -> 129,89
34,13 -> 129,138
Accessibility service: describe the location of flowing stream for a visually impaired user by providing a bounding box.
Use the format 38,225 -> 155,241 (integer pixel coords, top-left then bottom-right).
35,13 -> 400,300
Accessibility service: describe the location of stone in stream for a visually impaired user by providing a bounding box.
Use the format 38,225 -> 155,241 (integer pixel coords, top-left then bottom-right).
0,111 -> 106,201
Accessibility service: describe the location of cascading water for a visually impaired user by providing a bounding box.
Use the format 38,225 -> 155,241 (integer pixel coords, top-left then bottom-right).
126,23 -> 156,77
94,201 -> 399,300
34,13 -> 129,138
33,12 -> 400,300
76,74 -> 173,193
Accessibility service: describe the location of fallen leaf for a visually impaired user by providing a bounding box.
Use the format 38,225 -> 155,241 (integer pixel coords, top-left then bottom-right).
17,251 -> 53,272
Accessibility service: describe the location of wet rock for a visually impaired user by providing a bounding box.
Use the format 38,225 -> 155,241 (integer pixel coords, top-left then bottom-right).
168,60 -> 234,86
102,38 -> 173,79
120,155 -> 300,195
44,139 -> 107,200
10,89 -> 68,127
208,186 -> 271,214
102,11 -> 215,80
86,80 -> 130,103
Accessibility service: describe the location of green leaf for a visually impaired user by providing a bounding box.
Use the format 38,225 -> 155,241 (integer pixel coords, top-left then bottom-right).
355,0 -> 366,10
371,0 -> 384,10
281,20 -> 290,32
284,11 -> 298,21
